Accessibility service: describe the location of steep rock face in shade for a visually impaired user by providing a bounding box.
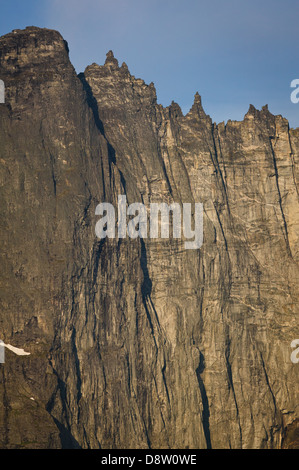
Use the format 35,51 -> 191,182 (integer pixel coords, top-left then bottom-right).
0,28 -> 298,449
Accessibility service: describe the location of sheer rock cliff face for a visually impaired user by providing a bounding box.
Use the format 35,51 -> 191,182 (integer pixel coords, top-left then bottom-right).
0,27 -> 298,449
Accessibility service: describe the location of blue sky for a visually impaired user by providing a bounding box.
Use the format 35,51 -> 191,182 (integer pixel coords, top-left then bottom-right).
1,0 -> 298,127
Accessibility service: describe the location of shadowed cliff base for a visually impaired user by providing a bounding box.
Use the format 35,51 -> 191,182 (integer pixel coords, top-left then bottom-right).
282,420 -> 299,449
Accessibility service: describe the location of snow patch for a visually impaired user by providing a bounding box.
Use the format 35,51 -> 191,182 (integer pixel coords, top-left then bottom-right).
3,343 -> 31,356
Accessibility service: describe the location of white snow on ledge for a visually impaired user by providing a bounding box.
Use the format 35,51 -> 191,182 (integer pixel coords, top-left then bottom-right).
3,343 -> 31,356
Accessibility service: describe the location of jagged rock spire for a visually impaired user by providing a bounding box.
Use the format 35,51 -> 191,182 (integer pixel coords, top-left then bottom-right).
105,50 -> 119,69
169,101 -> 183,118
194,91 -> 202,105
246,104 -> 257,116
189,91 -> 206,119
121,61 -> 129,71
245,103 -> 273,122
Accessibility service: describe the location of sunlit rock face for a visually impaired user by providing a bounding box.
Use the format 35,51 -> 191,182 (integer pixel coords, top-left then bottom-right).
0,27 -> 298,449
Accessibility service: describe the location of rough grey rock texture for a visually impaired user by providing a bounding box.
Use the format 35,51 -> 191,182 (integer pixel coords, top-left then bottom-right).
0,27 -> 298,448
